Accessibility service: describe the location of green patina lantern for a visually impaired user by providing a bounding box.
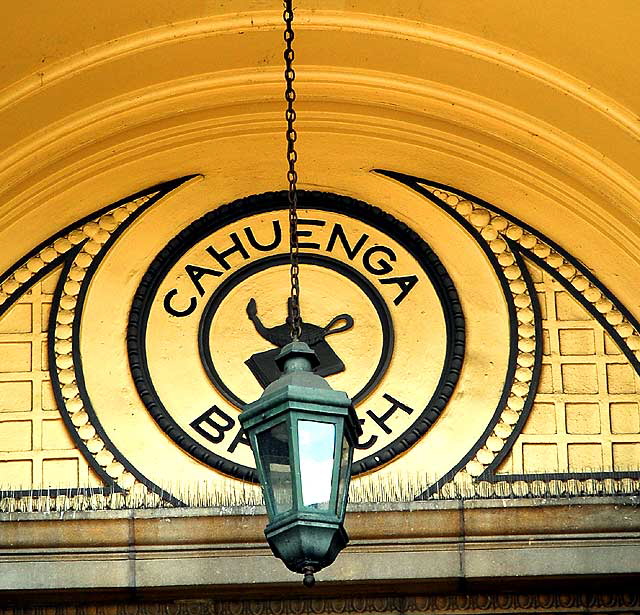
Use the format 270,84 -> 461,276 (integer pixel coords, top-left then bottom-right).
240,0 -> 362,587
240,341 -> 362,586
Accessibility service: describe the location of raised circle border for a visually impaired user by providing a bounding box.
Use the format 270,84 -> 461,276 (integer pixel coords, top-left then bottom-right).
127,190 -> 465,482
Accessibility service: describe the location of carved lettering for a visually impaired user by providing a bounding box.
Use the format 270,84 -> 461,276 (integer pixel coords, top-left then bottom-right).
163,289 -> 197,317
380,275 -> 419,305
244,220 -> 282,251
354,417 -> 378,450
326,223 -> 368,260
190,406 -> 235,444
185,263 -> 222,296
363,245 -> 396,275
366,393 -> 414,435
227,427 -> 252,453
206,232 -> 250,270
296,218 -> 326,249
163,216 -> 420,317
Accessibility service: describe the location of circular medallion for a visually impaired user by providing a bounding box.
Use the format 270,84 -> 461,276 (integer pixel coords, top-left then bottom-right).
128,191 -> 464,481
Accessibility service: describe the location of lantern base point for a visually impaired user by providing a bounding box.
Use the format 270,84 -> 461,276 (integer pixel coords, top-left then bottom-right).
302,566 -> 316,588
265,516 -> 349,576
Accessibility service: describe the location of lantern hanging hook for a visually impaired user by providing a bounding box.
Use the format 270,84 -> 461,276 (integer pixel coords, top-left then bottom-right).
283,0 -> 302,342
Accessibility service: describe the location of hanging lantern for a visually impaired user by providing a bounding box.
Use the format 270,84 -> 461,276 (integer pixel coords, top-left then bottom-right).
240,341 -> 362,586
238,0 -> 361,587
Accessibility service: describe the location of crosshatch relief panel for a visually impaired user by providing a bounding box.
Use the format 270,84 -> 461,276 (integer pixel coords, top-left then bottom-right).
0,172 -> 638,505
0,268 -> 104,490
497,262 -> 640,475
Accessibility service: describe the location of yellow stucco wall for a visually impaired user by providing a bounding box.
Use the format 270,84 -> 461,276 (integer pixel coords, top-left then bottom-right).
0,2 -> 638,500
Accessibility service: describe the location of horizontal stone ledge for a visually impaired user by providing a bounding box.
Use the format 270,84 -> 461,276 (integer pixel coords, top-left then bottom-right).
1,496 -> 638,549
1,544 -> 639,595
0,497 -> 638,593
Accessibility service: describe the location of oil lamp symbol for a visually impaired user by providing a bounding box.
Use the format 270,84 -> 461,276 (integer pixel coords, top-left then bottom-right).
245,297 -> 354,387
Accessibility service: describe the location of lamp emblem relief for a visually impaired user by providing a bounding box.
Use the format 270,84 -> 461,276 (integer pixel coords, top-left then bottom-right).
244,297 -> 355,387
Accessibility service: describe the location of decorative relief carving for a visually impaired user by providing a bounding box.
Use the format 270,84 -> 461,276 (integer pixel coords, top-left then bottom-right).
49,194 -> 157,494
1,592 -> 638,615
376,170 -> 640,495
498,261 -> 640,475
1,171 -> 639,503
0,177 -> 193,502
416,188 -> 541,483
423,182 -> 640,482
127,191 -> 464,484
0,269 -> 103,491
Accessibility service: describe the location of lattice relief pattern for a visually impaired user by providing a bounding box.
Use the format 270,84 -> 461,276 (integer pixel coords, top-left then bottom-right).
498,261 -> 640,475
0,268 -> 103,490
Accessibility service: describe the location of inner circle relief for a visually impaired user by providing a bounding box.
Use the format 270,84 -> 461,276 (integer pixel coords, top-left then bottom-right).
200,255 -> 393,408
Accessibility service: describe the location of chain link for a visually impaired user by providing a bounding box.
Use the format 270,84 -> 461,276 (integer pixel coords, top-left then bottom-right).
284,0 -> 302,341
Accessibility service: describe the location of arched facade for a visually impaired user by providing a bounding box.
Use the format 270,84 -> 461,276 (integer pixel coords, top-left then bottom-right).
0,1 -> 638,610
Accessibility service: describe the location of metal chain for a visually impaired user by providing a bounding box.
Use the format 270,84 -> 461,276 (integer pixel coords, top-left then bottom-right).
284,0 -> 302,341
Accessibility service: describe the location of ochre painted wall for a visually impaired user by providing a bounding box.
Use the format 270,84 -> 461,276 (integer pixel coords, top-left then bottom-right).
0,2 -> 639,500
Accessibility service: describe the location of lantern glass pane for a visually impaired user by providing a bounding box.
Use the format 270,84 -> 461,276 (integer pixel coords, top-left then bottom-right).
256,422 -> 293,515
298,420 -> 335,510
336,435 -> 351,515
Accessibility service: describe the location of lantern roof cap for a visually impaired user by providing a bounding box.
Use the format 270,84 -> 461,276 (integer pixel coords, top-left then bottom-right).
275,341 -> 320,370
262,341 -> 330,397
